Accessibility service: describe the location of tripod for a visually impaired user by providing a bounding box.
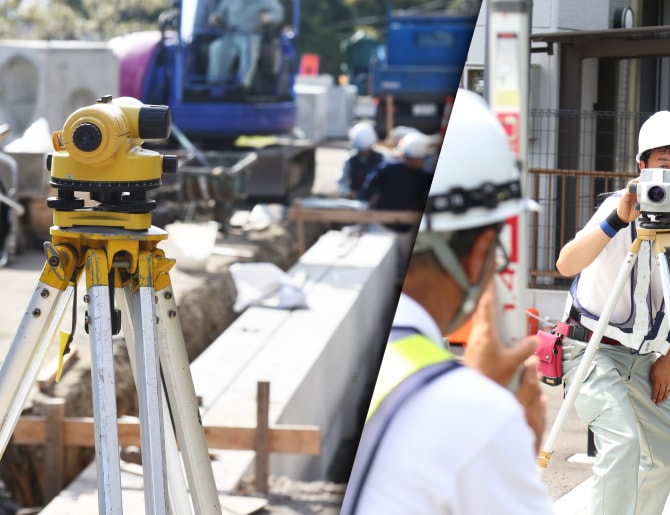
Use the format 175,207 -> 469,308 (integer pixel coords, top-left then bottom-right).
538,224 -> 670,472
0,213 -> 222,514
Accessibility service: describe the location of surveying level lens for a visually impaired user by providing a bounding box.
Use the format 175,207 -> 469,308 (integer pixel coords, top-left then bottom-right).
648,185 -> 666,203
72,123 -> 103,152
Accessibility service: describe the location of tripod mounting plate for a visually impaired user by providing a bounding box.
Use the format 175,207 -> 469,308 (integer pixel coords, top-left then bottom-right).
50,225 -> 169,277
52,209 -> 154,231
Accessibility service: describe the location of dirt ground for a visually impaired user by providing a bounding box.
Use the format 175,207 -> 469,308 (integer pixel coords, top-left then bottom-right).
234,476 -> 346,514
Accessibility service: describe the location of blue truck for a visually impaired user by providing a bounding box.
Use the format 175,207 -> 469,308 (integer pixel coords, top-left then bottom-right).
369,8 -> 477,136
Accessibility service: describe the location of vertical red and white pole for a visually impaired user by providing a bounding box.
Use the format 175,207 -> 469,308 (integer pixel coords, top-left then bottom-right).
486,0 -> 532,362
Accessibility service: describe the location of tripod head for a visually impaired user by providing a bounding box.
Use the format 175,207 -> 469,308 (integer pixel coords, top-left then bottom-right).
46,95 -> 177,230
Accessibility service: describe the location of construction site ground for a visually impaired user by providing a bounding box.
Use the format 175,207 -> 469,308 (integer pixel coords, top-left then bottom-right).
0,140 -> 660,514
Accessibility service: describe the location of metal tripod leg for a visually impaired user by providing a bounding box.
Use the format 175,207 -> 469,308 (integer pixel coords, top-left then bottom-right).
117,283 -> 192,514
86,248 -> 124,514
154,277 -> 222,514
117,248 -> 221,514
0,243 -> 76,458
129,250 -> 168,513
538,242 -> 641,472
652,233 -> 670,310
88,247 -> 173,514
116,256 -> 193,515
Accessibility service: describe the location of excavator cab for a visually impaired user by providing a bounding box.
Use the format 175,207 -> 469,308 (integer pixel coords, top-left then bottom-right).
110,0 -> 299,141
173,0 -> 294,99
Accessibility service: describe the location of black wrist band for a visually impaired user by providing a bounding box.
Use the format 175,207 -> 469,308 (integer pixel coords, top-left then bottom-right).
606,208 -> 629,231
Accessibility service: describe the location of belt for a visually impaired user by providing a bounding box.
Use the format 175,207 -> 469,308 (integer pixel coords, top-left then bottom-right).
556,319 -> 623,346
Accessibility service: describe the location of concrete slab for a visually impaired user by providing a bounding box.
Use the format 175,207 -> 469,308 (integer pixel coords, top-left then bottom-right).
193,230 -> 400,487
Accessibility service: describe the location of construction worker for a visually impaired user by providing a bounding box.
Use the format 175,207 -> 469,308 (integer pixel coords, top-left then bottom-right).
361,131 -> 433,226
338,122 -> 385,199
556,110 -> 670,515
361,130 -> 434,286
207,0 -> 284,90
340,88 -> 553,514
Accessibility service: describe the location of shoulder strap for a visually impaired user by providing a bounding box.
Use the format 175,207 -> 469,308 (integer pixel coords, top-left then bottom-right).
340,335 -> 460,514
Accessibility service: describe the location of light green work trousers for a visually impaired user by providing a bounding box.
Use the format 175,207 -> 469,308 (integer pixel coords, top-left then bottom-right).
563,337 -> 670,515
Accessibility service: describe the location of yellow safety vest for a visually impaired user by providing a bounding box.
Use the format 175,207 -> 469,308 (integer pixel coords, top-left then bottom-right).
366,333 -> 454,421
341,333 -> 459,515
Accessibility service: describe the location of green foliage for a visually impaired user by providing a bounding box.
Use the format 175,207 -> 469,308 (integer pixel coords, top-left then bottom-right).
0,0 -> 479,76
0,0 -> 171,40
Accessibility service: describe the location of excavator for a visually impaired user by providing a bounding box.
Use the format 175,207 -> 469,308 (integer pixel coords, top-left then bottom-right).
109,0 -> 315,204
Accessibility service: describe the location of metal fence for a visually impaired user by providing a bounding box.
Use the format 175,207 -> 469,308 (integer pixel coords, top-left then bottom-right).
526,109 -> 651,289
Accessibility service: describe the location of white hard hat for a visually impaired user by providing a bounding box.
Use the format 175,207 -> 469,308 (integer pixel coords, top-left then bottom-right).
398,131 -> 431,160
636,111 -> 670,163
418,88 -> 538,233
413,88 -> 538,334
349,122 -> 378,150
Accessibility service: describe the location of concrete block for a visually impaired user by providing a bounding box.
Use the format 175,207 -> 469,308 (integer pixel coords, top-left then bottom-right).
325,85 -> 357,140
295,83 -> 329,143
193,230 -> 399,487
0,40 -> 119,140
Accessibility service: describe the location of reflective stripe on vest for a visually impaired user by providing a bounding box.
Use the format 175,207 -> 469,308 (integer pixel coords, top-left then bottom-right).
340,334 -> 460,515
366,334 -> 455,421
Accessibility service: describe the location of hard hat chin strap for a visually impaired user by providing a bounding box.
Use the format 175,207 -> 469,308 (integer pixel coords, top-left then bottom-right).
414,232 -> 490,335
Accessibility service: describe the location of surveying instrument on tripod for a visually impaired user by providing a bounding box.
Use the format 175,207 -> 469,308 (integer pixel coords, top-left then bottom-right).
538,167 -> 670,474
0,95 -> 222,514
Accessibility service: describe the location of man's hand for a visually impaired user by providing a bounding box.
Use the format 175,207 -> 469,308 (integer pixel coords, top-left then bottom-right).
617,178 -> 640,223
462,282 -> 537,386
650,353 -> 670,405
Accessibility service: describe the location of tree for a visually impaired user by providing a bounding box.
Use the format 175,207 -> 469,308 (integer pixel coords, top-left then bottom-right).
0,0 -> 479,78
0,0 -> 170,40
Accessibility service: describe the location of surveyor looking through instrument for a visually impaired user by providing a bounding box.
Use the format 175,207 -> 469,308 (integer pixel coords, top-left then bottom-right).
555,110 -> 670,515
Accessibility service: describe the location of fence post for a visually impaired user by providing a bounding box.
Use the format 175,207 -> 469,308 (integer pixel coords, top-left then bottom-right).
43,398 -> 65,503
255,381 -> 270,493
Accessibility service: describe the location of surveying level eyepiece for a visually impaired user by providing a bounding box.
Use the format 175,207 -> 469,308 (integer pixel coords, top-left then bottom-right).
47,95 -> 177,217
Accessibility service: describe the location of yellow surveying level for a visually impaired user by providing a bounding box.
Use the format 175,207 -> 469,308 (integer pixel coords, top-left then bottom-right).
0,96 -> 222,514
47,95 -> 177,230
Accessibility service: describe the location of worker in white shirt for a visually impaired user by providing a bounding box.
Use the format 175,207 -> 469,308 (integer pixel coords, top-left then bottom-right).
340,88 -> 553,515
557,110 -> 670,515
